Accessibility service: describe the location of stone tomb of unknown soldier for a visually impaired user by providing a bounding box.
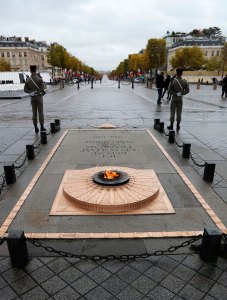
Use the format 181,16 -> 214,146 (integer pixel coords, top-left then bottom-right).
0,129 -> 225,239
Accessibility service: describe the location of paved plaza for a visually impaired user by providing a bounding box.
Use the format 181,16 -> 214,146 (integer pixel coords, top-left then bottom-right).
0,77 -> 227,299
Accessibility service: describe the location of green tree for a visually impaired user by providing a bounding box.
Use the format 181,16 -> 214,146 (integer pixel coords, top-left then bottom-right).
202,27 -> 222,37
221,42 -> 227,75
146,39 -> 166,69
205,56 -> 222,71
170,46 -> 206,70
0,58 -> 11,71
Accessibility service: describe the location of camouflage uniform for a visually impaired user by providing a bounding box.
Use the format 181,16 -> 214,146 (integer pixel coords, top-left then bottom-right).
24,74 -> 45,126
168,77 -> 189,123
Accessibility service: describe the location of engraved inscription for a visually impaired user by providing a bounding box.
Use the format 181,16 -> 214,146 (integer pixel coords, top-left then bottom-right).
82,136 -> 136,158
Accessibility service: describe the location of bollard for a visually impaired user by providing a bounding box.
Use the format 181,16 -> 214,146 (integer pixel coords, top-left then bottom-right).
7,230 -> 29,267
4,164 -> 16,185
158,122 -> 164,133
182,143 -> 191,159
40,131 -> 47,144
200,228 -> 222,263
91,79 -> 93,89
168,130 -> 175,143
132,80 -> 134,89
55,119 -> 61,132
154,119 -> 160,129
77,81 -> 80,89
203,162 -> 215,182
196,83 -> 200,89
50,122 -> 56,134
147,80 -> 149,88
118,80 -> 120,89
26,145 -> 35,160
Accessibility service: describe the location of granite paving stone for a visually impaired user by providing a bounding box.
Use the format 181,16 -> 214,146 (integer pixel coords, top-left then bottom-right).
58,266 -> 83,284
10,275 -> 37,295
182,254 -> 204,271
154,256 -> 179,272
179,283 -> 205,300
147,285 -> 175,300
208,282 -> 227,300
30,266 -> 55,284
53,286 -> 81,300
23,257 -> 44,273
116,285 -> 144,300
0,276 -> 7,290
217,270 -> 227,286
84,285 -> 112,300
190,273 -> 215,292
128,259 -> 153,273
47,258 -> 71,274
74,260 -> 98,273
101,275 -> 128,296
0,285 -> 18,300
87,265 -> 112,284
2,268 -> 27,283
131,274 -> 157,294
21,286 -> 49,300
71,275 -> 97,295
172,264 -> 196,281
41,275 -> 68,295
144,265 -> 168,283
160,273 -> 186,294
101,259 -> 126,273
116,265 -> 141,284
198,263 -> 223,280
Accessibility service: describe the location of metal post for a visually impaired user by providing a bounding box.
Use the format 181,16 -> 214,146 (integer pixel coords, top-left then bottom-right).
147,80 -> 149,88
168,130 -> 175,143
91,79 -> 93,89
182,143 -> 191,159
118,79 -> 120,89
50,122 -> 56,134
55,119 -> 61,132
77,81 -> 80,89
40,131 -> 47,144
154,119 -> 160,129
200,228 -> 222,263
132,80 -> 134,89
7,230 -> 29,267
158,122 -> 164,133
4,164 -> 16,185
203,162 -> 215,182
26,145 -> 35,160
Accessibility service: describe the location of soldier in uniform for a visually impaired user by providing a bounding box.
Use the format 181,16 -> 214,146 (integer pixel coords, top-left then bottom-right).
24,65 -> 46,133
167,68 -> 189,131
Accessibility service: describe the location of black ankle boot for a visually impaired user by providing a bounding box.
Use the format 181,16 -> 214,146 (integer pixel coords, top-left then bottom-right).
34,125 -> 39,133
167,122 -> 174,130
40,124 -> 46,131
177,122 -> 180,130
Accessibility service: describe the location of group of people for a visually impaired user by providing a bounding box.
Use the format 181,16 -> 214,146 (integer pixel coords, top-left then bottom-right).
156,69 -> 190,131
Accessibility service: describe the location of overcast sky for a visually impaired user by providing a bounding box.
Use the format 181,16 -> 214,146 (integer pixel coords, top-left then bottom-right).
1,0 -> 227,71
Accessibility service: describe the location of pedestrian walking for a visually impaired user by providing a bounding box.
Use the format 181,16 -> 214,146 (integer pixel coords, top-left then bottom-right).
167,68 -> 189,131
24,65 -> 46,133
156,71 -> 165,105
162,74 -> 171,100
221,74 -> 227,98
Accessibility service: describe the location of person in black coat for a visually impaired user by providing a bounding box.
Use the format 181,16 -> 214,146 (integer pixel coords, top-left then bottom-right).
221,74 -> 227,97
162,74 -> 171,100
156,71 -> 165,105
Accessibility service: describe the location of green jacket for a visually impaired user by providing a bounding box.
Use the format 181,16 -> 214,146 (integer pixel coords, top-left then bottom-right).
168,77 -> 189,98
24,74 -> 44,96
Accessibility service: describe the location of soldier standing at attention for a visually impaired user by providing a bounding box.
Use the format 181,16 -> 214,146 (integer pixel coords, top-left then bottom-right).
167,68 -> 189,131
24,65 -> 46,133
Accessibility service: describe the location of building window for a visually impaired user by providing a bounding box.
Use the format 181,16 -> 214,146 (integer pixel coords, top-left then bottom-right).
1,52 -> 4,57
211,51 -> 214,56
12,52 -> 15,57
24,52 -> 27,57
204,51 -> 208,56
7,52 -> 10,57
19,52 -> 22,57
217,51 -> 220,56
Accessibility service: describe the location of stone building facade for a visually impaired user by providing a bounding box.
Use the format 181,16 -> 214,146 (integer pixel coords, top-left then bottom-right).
0,36 -> 50,72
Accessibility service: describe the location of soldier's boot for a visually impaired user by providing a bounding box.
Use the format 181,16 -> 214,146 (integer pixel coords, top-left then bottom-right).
34,124 -> 39,133
40,124 -> 46,131
167,122 -> 174,130
176,122 -> 180,131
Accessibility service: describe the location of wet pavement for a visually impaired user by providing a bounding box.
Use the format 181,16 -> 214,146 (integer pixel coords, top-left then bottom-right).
0,76 -> 227,299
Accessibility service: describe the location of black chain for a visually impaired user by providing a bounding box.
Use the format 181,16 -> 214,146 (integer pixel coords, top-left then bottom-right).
0,237 -> 6,246
26,235 -> 202,261
175,139 -> 183,148
14,152 -> 27,169
190,153 -> 206,167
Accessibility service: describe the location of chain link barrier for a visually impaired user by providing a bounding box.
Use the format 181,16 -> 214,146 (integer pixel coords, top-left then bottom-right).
14,152 -> 28,169
175,138 -> 183,148
190,153 -> 206,168
26,234 -> 202,261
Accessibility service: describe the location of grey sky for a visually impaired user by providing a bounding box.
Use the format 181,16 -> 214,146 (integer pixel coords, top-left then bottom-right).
1,0 -> 227,71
